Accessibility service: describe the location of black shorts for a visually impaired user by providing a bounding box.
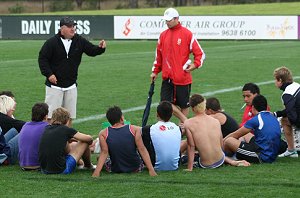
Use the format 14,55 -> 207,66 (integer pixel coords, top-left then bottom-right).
236,137 -> 261,163
160,79 -> 191,109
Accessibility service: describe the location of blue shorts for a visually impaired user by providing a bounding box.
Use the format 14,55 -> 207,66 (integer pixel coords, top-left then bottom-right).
62,155 -> 77,174
41,154 -> 77,174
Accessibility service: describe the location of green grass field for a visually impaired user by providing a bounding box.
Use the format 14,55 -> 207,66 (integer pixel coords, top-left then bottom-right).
1,40 -> 299,133
1,39 -> 300,198
1,2 -> 300,197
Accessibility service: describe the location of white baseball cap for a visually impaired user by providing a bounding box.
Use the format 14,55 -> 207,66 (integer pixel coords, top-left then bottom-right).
162,8 -> 179,21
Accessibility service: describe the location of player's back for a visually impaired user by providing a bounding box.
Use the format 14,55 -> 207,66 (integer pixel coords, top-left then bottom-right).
187,114 -> 224,166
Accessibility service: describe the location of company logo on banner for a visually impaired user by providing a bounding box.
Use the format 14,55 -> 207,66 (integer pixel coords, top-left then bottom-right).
115,16 -> 163,39
266,18 -> 295,38
122,18 -> 131,36
114,16 -> 298,40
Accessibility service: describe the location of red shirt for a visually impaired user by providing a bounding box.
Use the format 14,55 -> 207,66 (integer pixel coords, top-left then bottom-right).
152,23 -> 205,85
240,105 -> 253,128
240,105 -> 271,127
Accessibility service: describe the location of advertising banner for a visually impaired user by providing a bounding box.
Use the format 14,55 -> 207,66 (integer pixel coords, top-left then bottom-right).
0,18 -> 2,39
114,16 -> 298,40
0,15 -> 114,39
0,15 -> 298,40
298,16 -> 300,39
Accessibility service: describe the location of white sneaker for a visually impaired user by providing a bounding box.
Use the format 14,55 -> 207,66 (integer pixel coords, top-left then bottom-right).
77,164 -> 97,170
278,150 -> 298,158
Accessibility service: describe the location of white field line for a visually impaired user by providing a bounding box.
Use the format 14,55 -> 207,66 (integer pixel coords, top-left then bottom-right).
0,41 -> 297,64
73,76 -> 300,124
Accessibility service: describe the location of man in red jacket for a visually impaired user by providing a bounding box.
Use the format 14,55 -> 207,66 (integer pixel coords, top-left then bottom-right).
150,8 -> 205,124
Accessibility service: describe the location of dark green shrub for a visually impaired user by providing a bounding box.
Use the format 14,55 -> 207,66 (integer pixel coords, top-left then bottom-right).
8,3 -> 25,13
49,0 -> 74,12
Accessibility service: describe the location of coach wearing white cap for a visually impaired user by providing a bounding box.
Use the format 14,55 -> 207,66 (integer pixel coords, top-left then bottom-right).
38,16 -> 106,125
150,8 -> 205,123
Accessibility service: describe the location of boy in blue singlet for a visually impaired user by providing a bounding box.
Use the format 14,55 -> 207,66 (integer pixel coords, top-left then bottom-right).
92,106 -> 157,177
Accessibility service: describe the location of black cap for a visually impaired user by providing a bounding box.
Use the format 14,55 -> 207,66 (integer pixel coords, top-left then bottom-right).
60,17 -> 77,27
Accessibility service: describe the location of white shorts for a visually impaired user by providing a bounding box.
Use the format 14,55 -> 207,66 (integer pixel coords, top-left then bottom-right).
45,85 -> 77,119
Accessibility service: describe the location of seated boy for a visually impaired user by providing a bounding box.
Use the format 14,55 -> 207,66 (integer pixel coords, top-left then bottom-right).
39,107 -> 94,174
0,95 -> 25,134
92,106 -> 157,177
206,97 -> 239,138
0,95 -> 23,165
18,103 -> 49,170
224,95 -> 281,163
184,94 -> 249,170
142,101 -> 181,171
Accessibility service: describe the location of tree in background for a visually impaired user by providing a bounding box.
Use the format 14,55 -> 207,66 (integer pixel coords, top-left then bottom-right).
192,0 -> 204,5
3,0 -> 300,14
154,0 -> 160,7
129,0 -> 138,8
75,0 -> 84,9
146,0 -> 174,7
49,0 -> 74,11
174,0 -> 188,6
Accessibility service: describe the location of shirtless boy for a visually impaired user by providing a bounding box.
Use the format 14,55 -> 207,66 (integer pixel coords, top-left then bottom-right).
184,94 -> 249,170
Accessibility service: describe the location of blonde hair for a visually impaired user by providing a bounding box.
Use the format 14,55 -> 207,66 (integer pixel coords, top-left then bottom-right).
193,100 -> 206,113
273,66 -> 293,84
0,95 -> 15,115
189,94 -> 206,113
51,107 -> 70,125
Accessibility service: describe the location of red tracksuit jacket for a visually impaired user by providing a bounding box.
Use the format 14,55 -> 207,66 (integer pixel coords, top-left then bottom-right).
152,23 -> 205,85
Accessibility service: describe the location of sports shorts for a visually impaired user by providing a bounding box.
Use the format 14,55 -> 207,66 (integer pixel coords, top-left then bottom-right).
160,79 -> 191,109
21,167 -> 41,171
45,85 -> 77,119
62,154 -> 77,174
104,157 -> 144,173
199,152 -> 225,169
41,155 -> 76,174
236,137 -> 261,163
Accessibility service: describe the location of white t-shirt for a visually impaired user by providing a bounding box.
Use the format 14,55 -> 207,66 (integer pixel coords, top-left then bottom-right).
60,38 -> 72,58
150,121 -> 181,171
